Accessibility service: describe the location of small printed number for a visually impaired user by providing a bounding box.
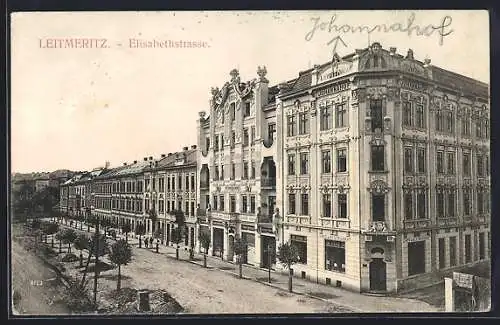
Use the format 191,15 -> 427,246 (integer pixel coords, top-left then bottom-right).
30,280 -> 43,286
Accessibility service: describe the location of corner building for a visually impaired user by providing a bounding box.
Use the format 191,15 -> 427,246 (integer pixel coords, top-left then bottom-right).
196,67 -> 279,266
275,43 -> 490,293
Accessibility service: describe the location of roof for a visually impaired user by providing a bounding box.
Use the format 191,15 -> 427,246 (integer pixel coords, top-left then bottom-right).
155,149 -> 197,169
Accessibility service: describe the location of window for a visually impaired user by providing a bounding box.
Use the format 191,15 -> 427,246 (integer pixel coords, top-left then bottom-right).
408,241 -> 426,276
159,200 -> 164,213
465,234 -> 472,263
447,152 -> 455,174
298,112 -> 309,135
449,236 -> 457,267
337,149 -> 347,172
243,162 -> 248,179
251,161 -> 255,179
437,192 -> 444,218
185,202 -> 189,215
212,195 -> 218,211
178,176 -> 182,190
242,195 -> 248,213
251,126 -> 255,145
322,150 -> 331,174
220,165 -> 224,180
145,199 -> 150,212
322,194 -> 331,218
191,175 -> 195,191
214,135 -> 219,152
476,120 -> 482,138
371,145 -> 385,171
417,148 -> 426,173
288,154 -> 295,175
338,194 -> 347,218
301,193 -> 309,216
205,137 -> 210,152
268,123 -> 276,140
290,235 -> 307,264
219,195 -> 225,211
300,153 -> 309,175
479,233 -> 485,260
185,175 -> 189,190
463,152 -> 471,176
463,189 -> 471,216
230,163 -> 235,180
462,116 -> 470,136
230,131 -> 236,148
372,194 -> 385,221
230,103 -> 236,121
404,147 -> 414,173
445,111 -> 454,133
436,111 -> 444,132
477,155 -> 484,177
250,195 -> 256,213
477,192 -> 484,214
438,238 -> 446,269
244,102 -> 251,117
370,99 -> 383,132
320,105 -> 332,130
436,151 -> 444,174
325,240 -> 345,272
404,193 -> 413,220
414,192 -> 426,219
288,193 -> 296,214
243,129 -> 249,147
416,104 -> 425,128
230,195 -> 236,213
336,103 -> 347,128
403,101 -> 412,126
287,115 -> 296,137
159,178 -> 165,192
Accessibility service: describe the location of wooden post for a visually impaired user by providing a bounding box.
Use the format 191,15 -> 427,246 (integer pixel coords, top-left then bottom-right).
137,290 -> 150,312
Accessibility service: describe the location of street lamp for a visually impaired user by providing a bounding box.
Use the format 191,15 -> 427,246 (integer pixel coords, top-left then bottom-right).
267,243 -> 273,283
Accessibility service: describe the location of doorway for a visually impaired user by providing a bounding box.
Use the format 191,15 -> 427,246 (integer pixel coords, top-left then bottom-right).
213,228 -> 224,257
369,258 -> 387,291
261,235 -> 276,268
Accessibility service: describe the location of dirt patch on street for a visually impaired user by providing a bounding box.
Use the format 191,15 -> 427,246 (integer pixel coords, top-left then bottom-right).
101,288 -> 184,314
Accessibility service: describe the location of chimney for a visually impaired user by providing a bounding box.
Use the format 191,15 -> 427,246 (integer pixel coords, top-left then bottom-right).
191,145 -> 197,150
149,156 -> 153,160
143,157 -> 148,161
105,161 -> 110,169
161,154 -> 166,158
133,160 -> 137,164
123,162 -> 127,166
168,153 -> 173,156
183,146 -> 188,151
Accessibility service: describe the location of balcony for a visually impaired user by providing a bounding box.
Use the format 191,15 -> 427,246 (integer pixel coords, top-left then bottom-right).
364,221 -> 395,234
261,177 -> 276,189
437,217 -> 458,227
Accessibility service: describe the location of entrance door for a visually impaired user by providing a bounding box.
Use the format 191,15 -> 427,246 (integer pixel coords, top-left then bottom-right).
261,236 -> 276,268
166,224 -> 171,243
228,235 -> 234,261
369,258 -> 387,291
213,228 -> 224,257
190,228 -> 195,248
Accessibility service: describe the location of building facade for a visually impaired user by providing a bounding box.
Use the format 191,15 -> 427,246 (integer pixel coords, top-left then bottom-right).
275,43 -> 490,293
196,67 -> 280,266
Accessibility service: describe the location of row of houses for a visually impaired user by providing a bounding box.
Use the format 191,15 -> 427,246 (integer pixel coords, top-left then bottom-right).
60,42 -> 490,294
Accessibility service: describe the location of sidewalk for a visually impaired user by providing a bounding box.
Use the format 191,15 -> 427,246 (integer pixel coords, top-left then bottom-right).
52,218 -> 438,313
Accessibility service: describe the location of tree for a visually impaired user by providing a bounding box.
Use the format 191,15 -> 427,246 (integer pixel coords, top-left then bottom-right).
42,222 -> 59,248
62,228 -> 78,254
109,239 -> 132,291
55,230 -> 65,253
32,186 -> 59,215
148,209 -> 158,234
233,236 -> 247,279
277,242 -> 299,292
12,183 -> 35,218
198,232 -> 211,268
79,233 -> 109,292
121,222 -> 131,242
171,227 -> 183,260
74,234 -> 89,267
135,223 -> 146,248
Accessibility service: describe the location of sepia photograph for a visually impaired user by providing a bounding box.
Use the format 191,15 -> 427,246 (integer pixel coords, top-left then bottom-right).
9,10 -> 491,316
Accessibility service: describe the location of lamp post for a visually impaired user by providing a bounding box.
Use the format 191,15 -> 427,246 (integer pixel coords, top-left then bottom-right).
267,243 -> 273,283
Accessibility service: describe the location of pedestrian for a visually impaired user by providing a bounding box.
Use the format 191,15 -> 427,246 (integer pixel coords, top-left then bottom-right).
145,237 -> 148,248
149,237 -> 153,247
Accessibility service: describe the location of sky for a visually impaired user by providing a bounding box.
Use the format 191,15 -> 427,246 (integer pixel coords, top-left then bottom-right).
11,10 -> 489,173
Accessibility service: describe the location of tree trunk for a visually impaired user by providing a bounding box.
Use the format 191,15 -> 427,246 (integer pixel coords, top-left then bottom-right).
125,233 -> 128,243
68,243 -> 71,254
51,237 -> 54,248
239,263 -> 243,279
59,240 -> 62,253
117,264 -> 121,291
139,235 -> 142,248
176,247 -> 179,260
288,269 -> 293,293
79,251 -> 83,267
79,248 -> 94,289
203,254 -> 207,268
